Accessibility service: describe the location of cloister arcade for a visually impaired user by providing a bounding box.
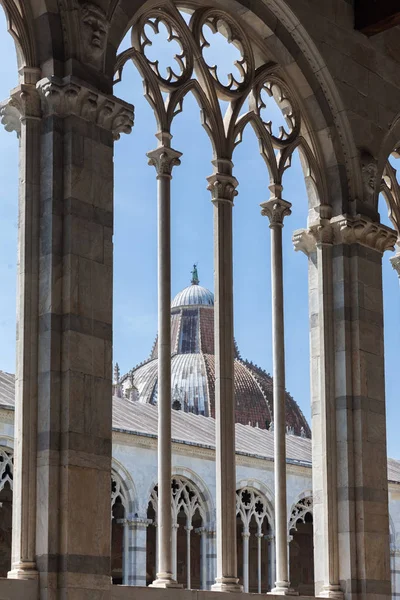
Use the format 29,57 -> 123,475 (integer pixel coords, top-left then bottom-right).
0,0 -> 399,600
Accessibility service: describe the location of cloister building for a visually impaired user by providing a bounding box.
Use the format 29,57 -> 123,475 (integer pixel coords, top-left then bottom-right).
0,1 -> 399,600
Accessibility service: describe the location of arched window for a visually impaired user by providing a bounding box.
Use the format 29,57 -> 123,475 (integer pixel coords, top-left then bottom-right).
236,487 -> 273,593
289,496 -> 314,595
147,476 -> 208,589
111,473 -> 129,585
0,448 -> 13,578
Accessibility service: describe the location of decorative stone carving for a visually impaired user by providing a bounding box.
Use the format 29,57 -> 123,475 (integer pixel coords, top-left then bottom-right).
293,218 -> 333,256
207,171 -> 238,204
0,84 -> 41,136
236,487 -> 271,533
260,198 -> 292,227
360,150 -> 378,204
147,145 -> 182,178
391,250 -> 400,278
331,214 -> 397,253
288,496 -> 313,533
80,2 -> 109,69
36,76 -> 134,139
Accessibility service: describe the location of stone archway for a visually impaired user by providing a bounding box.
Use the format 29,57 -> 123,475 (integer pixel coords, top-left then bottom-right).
289,496 -> 314,596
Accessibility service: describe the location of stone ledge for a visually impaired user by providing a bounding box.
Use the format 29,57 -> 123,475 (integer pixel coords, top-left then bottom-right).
0,578 -> 38,600
112,587 -> 317,600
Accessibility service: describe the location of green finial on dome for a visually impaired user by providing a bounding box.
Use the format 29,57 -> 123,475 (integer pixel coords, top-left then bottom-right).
191,263 -> 199,285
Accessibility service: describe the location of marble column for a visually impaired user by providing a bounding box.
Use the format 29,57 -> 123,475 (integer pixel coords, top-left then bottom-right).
186,525 -> 193,589
33,76 -> 133,600
267,534 -> 276,592
196,527 -> 208,590
208,159 -> 241,593
147,133 -> 181,588
0,68 -> 42,584
130,517 -> 151,586
242,529 -> 250,593
256,532 -> 262,593
294,214 -> 395,600
261,186 -> 293,595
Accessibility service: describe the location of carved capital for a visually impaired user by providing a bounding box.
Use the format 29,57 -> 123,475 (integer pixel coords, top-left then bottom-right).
260,198 -> 292,227
128,516 -> 152,528
331,214 -> 397,253
207,172 -> 238,204
293,219 -> 333,256
147,145 -> 182,178
391,250 -> 400,278
0,84 -> 41,136
36,76 -> 134,140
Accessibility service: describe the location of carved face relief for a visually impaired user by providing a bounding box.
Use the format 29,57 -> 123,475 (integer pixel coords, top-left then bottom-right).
81,3 -> 108,65
360,151 -> 378,202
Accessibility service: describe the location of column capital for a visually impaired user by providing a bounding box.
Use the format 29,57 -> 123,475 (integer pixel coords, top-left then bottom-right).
0,83 -> 41,136
147,145 -> 182,179
330,213 -> 396,253
390,249 -> 400,278
36,76 -> 134,140
261,196 -> 292,228
293,218 -> 333,256
207,171 -> 238,204
128,516 -> 153,528
242,529 -> 251,539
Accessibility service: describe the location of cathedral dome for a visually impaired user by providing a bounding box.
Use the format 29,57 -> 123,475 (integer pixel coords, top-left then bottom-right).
120,269 -> 310,437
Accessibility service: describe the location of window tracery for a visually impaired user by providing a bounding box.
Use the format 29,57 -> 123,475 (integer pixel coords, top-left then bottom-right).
149,476 -> 206,525
289,496 -> 313,533
114,2 -> 320,198
0,449 -> 12,492
236,487 -> 271,533
111,472 -> 128,512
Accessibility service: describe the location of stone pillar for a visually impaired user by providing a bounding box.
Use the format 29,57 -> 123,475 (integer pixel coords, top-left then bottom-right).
130,517 -> 151,587
267,534 -> 276,591
294,211 -> 343,600
207,159 -> 241,593
242,529 -> 250,593
294,214 -> 395,600
147,134 -> 181,589
261,186 -> 293,596
207,529 -> 217,589
0,68 -> 42,584
32,76 -> 133,600
256,532 -> 262,594
172,524 -> 179,583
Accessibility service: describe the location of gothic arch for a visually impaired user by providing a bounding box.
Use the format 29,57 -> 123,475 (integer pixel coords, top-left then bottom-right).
111,458 -> 137,514
378,113 -> 400,238
236,477 -> 274,527
0,0 -> 36,68
288,492 -> 313,533
107,0 -> 356,212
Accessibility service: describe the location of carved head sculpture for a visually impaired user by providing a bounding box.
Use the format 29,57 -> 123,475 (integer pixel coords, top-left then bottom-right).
360,150 -> 378,203
80,3 -> 108,65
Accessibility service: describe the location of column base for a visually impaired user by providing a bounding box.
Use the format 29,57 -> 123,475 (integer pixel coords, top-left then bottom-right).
212,577 -> 243,592
8,563 -> 38,581
268,584 -> 298,596
318,585 -> 344,600
150,572 -> 183,588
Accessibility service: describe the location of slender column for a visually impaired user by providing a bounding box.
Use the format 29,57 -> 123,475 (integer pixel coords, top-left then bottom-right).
0,69 -> 41,583
242,529 -> 250,593
257,532 -> 263,593
130,517 -> 151,586
261,186 -> 294,596
186,525 -> 193,589
267,534 -> 276,591
122,520 -> 130,585
148,134 -> 182,588
208,159 -> 241,593
196,527 -> 208,590
172,524 -> 179,582
287,535 -> 293,584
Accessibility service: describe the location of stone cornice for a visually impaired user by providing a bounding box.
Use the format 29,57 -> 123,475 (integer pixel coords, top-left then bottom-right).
293,214 -> 396,255
36,76 -> 134,139
331,214 -> 396,253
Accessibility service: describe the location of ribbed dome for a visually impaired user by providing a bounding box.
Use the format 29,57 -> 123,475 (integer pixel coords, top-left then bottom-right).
171,284 -> 214,309
120,270 -> 311,437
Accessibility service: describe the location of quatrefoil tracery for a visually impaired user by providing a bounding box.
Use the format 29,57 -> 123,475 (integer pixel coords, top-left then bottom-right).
115,1 -> 320,194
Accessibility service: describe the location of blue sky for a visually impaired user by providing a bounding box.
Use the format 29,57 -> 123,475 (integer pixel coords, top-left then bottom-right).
0,12 -> 399,456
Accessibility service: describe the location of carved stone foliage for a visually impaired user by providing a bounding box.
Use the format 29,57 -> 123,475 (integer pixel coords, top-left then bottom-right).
149,477 -> 207,526
147,145 -> 182,178
114,1 -> 321,199
236,487 -> 271,534
37,76 -> 134,139
288,496 -> 313,533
